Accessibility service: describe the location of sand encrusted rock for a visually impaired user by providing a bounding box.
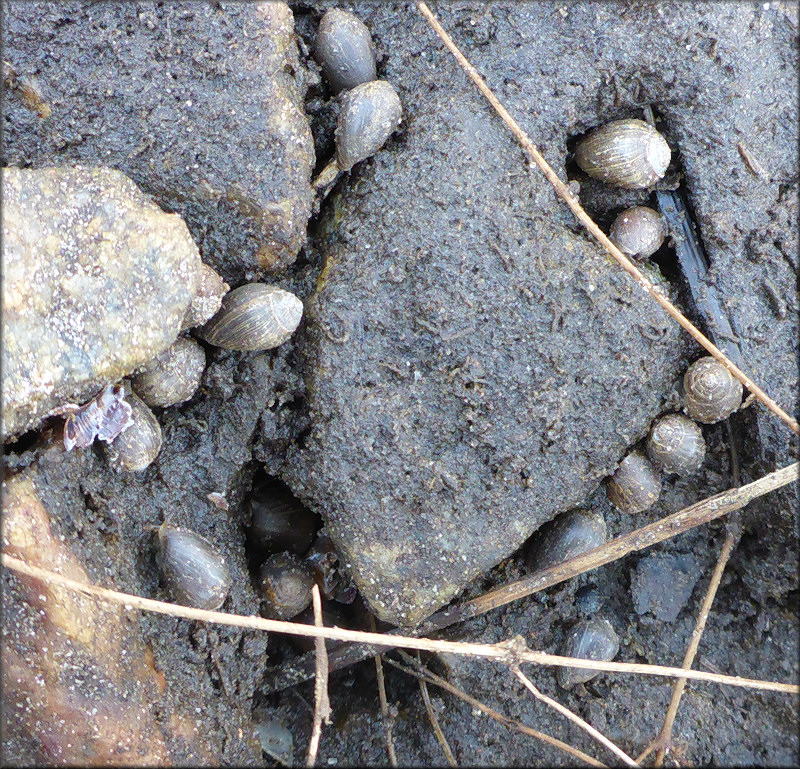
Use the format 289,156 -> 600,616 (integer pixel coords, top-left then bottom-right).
2,166 -> 202,439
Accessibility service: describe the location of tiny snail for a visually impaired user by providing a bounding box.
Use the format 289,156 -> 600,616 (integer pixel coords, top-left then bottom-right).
181,263 -> 230,331
104,391 -> 162,472
574,118 -> 671,189
647,413 -> 706,474
131,337 -> 206,408
248,479 -> 319,557
258,552 -> 314,620
198,283 -> 303,351
526,509 -> 607,573
557,617 -> 620,689
314,8 -> 377,94
609,205 -> 667,258
684,356 -> 743,424
606,451 -> 661,514
155,522 -> 232,610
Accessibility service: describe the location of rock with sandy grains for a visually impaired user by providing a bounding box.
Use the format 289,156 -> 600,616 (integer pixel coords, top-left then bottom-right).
2,166 -> 202,439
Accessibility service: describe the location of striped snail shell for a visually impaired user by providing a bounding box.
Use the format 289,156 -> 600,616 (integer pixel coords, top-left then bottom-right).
609,205 -> 667,258
104,391 -> 162,472
606,451 -> 661,514
315,8 -> 377,94
683,356 -> 743,424
557,617 -> 620,689
647,413 -> 706,474
131,337 -> 206,408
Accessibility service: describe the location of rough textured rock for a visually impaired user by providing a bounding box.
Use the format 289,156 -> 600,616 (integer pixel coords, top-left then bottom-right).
631,552 -> 702,622
2,166 -> 202,439
2,1 -> 315,282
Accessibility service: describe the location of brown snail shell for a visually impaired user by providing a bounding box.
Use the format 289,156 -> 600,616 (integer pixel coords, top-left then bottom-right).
526,509 -> 607,573
155,522 -> 232,610
683,356 -> 743,424
104,391 -> 162,472
557,617 -> 620,689
315,8 -> 377,95
198,283 -> 303,351
647,413 -> 706,474
258,552 -> 314,620
609,205 -> 667,258
606,451 -> 661,514
336,80 -> 402,172
575,119 -> 671,189
131,337 -> 206,408
181,263 -> 230,331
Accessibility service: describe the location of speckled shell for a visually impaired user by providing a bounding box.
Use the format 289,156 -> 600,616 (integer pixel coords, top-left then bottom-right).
258,552 -> 314,620
131,337 -> 206,408
314,8 -> 377,94
557,617 -> 620,689
647,413 -> 706,474
684,357 -> 743,424
526,509 -> 607,572
198,283 -> 303,351
104,392 -> 162,472
336,80 -> 402,172
606,451 -> 661,514
609,205 -> 667,258
181,263 -> 229,331
575,119 -> 671,189
156,523 -> 232,610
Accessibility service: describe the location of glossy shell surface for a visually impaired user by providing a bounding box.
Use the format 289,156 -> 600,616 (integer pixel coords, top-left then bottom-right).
606,451 -> 661,514
104,391 -> 162,472
609,205 -> 667,258
557,617 -> 620,689
314,8 -> 376,94
526,509 -> 607,572
575,119 -> 671,189
258,552 -> 314,620
647,413 -> 706,474
131,337 -> 206,408
684,356 -> 743,423
198,283 -> 303,351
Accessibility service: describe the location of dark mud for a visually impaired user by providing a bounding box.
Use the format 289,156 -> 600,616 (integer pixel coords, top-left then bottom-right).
3,1 -> 798,766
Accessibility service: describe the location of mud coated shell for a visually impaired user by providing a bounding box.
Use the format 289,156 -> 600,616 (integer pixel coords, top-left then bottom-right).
609,205 -> 667,258
557,617 -> 620,689
182,263 -> 230,331
198,283 -> 303,351
647,413 -> 706,474
314,8 -> 377,94
683,356 -> 743,423
156,523 -> 232,610
335,80 -> 402,171
104,391 -> 162,472
606,451 -> 661,514
258,552 -> 314,620
131,337 -> 206,408
526,509 -> 607,572
575,119 -> 671,189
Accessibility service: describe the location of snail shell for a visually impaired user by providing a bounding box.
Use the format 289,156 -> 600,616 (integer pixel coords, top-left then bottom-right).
104,391 -> 162,472
526,509 -> 607,573
131,337 -> 206,408
155,522 -> 232,610
181,263 -> 230,331
248,478 -> 319,557
315,8 -> 377,94
606,451 -> 661,514
198,283 -> 303,351
258,552 -> 314,620
609,205 -> 667,258
557,617 -> 620,689
684,356 -> 743,424
336,80 -> 402,172
647,413 -> 706,474
575,119 -> 671,189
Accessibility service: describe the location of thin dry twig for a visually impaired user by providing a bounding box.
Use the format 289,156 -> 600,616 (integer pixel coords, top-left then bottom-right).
3,552 -> 797,694
414,0 -> 799,436
389,652 -> 607,768
416,653 -> 457,767
370,616 -> 399,767
306,585 -> 331,768
512,666 -> 639,767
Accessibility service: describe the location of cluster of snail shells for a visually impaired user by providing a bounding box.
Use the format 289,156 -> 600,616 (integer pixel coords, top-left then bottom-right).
606,356 -> 742,514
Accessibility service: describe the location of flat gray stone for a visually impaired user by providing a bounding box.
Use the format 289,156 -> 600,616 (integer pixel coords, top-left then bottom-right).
632,552 -> 702,622
2,166 -> 202,438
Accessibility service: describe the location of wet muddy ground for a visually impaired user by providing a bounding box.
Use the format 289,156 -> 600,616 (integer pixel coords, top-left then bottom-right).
3,1 -> 798,766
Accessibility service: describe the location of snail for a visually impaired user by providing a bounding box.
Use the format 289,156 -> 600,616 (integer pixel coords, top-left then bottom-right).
526,509 -> 607,573
314,8 -> 377,94
606,451 -> 661,514
155,522 -> 232,610
248,478 -> 319,557
557,617 -> 620,689
198,283 -> 303,351
609,205 -> 667,258
131,337 -> 206,408
313,80 -> 402,193
647,413 -> 706,474
104,391 -> 162,472
574,119 -> 671,189
258,552 -> 314,620
683,356 -> 743,424
181,263 -> 230,331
